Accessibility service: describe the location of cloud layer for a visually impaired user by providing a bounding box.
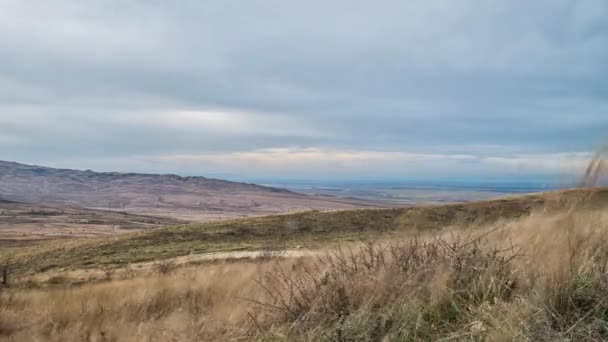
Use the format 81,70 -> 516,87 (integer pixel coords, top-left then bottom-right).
0,0 -> 606,179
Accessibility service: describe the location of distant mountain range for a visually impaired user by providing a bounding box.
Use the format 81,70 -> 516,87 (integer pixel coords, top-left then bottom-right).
0,160 -> 380,221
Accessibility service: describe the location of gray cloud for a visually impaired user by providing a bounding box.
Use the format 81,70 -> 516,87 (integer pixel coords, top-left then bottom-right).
0,0 -> 606,178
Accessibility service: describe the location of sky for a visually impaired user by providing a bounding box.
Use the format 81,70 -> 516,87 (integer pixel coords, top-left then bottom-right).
0,0 -> 607,181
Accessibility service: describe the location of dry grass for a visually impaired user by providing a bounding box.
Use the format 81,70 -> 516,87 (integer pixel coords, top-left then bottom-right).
258,208 -> 608,341
0,259 -> 293,341
4,188 -> 607,277
2,151 -> 608,341
4,147 -> 607,341
0,201 -> 183,242
2,204 -> 608,341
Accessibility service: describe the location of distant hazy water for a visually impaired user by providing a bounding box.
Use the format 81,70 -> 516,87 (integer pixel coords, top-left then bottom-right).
261,180 -> 565,204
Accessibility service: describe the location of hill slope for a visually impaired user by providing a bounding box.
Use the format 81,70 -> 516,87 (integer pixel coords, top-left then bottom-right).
5,188 -> 607,275
2,189 -> 608,341
0,200 -> 183,244
0,160 -> 380,221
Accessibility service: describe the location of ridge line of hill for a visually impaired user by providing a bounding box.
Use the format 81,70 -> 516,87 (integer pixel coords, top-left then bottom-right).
0,160 -> 293,194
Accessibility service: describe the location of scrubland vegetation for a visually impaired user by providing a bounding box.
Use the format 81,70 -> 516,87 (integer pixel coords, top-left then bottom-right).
4,188 -> 604,277
2,192 -> 608,341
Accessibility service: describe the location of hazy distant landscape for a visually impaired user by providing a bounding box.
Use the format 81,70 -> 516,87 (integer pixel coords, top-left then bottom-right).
264,179 -> 563,204
0,161 -> 384,221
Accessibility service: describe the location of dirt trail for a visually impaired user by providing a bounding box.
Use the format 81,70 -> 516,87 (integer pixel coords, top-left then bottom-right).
25,249 -> 321,284
136,249 -> 320,269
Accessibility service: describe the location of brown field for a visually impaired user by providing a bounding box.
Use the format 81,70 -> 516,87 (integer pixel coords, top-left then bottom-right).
2,188 -> 608,341
0,200 -> 183,245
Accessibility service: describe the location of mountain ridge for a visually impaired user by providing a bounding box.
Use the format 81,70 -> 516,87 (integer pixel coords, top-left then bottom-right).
0,160 -> 380,221
0,160 -> 292,194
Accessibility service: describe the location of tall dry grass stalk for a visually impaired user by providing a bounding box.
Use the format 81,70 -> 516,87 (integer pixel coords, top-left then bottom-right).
581,146 -> 608,188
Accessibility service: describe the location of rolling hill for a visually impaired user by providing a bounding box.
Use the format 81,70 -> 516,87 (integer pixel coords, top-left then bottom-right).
0,160 -> 381,221
0,200 -> 183,245
5,187 -> 607,276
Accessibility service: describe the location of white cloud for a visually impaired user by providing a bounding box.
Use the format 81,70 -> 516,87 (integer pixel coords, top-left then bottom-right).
142,110 -> 325,137
481,152 -> 592,174
127,148 -> 593,179
0,1 -> 606,179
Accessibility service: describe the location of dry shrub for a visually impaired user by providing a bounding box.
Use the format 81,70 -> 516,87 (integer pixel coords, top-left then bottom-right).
255,208 -> 608,341
0,208 -> 607,341
2,208 -> 608,341
154,259 -> 176,275
257,238 -> 518,341
1,208 -> 607,341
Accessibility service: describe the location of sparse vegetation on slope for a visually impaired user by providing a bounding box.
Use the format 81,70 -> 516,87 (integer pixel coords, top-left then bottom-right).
4,188 -> 607,277
2,201 -> 608,341
0,160 -> 380,222
260,211 -> 608,340
0,201 -> 183,244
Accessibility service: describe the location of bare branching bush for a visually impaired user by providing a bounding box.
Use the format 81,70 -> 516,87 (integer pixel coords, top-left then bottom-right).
102,267 -> 115,280
255,238 -> 520,340
120,264 -> 136,280
251,187 -> 608,340
154,260 -> 176,275
0,265 -> 9,287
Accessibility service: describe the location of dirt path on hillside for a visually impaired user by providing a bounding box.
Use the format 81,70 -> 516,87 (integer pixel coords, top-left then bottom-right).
25,249 -> 321,284
136,249 -> 320,269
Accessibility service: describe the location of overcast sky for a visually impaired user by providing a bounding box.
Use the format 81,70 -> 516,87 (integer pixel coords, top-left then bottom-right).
0,0 -> 606,181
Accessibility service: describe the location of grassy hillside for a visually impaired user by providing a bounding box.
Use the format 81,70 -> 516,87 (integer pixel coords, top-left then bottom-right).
4,188 -> 608,276
2,190 -> 608,341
